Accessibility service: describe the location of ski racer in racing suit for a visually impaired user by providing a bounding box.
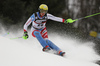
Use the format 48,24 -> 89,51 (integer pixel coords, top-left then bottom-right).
23,4 -> 74,56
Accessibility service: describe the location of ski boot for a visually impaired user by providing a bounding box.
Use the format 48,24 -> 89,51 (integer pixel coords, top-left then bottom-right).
58,51 -> 65,56
42,45 -> 51,51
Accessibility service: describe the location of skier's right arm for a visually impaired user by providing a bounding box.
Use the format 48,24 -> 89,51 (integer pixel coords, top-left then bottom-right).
24,14 -> 35,31
23,14 -> 35,39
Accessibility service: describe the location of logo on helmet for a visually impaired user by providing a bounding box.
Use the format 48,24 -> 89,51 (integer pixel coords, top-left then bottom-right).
44,6 -> 47,8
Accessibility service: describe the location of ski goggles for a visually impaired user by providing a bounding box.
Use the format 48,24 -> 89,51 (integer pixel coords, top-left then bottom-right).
40,9 -> 48,13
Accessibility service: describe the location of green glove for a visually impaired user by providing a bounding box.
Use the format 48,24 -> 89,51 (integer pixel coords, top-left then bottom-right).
22,31 -> 29,40
64,18 -> 75,23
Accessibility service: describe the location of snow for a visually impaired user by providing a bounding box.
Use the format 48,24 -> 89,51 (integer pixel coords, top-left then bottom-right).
0,32 -> 100,66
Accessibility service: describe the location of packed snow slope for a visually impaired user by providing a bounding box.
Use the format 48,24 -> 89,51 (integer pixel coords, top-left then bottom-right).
0,32 -> 100,66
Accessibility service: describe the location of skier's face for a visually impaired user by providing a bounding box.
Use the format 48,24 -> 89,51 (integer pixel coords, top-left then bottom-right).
40,13 -> 45,17
40,9 -> 47,17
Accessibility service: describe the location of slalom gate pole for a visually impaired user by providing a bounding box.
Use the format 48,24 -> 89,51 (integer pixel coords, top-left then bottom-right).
73,12 -> 100,22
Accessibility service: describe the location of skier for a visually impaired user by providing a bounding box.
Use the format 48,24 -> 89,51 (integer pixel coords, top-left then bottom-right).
23,4 -> 74,56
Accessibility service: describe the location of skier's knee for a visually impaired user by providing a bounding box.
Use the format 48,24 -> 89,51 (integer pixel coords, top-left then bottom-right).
34,31 -> 41,37
46,39 -> 50,44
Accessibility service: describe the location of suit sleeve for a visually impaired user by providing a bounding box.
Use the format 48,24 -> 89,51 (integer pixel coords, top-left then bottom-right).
24,14 -> 35,32
47,13 -> 65,23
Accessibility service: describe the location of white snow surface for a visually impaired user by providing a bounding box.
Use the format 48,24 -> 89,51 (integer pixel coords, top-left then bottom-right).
0,31 -> 100,66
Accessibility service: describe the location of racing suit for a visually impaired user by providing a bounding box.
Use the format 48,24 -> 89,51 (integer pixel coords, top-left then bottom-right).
24,12 -> 65,53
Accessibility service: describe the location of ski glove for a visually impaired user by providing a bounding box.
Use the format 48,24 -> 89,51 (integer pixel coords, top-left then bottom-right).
23,31 -> 29,39
64,18 -> 75,23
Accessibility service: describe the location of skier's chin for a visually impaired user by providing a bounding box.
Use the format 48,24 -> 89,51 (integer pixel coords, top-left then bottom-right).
40,13 -> 45,17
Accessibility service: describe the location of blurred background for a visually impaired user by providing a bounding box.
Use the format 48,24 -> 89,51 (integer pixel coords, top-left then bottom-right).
0,0 -> 100,64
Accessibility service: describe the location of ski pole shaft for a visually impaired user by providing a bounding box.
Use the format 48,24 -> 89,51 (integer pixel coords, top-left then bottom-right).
2,33 -> 9,37
10,37 -> 22,39
73,12 -> 100,21
84,12 -> 100,18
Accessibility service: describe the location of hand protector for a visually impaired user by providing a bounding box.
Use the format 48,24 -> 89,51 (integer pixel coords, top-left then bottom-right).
22,31 -> 29,39
64,18 -> 75,23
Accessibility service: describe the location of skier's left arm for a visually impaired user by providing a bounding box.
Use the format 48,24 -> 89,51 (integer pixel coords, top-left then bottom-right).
47,13 -> 75,23
47,13 -> 65,23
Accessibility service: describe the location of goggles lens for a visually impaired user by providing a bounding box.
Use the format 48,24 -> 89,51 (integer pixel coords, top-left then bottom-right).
40,9 -> 47,13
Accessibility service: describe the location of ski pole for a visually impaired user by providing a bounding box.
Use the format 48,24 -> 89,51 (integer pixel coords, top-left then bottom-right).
73,12 -> 100,22
2,33 -> 9,37
10,36 -> 28,40
10,36 -> 23,40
